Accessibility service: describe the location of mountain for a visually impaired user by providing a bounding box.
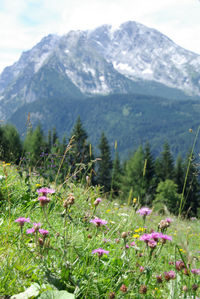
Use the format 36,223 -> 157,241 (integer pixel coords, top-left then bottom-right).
0,21 -> 200,121
1,20 -> 200,158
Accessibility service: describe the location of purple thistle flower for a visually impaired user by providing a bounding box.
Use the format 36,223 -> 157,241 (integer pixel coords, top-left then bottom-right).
26,228 -> 36,234
15,217 -> 30,227
150,232 -> 162,241
139,234 -> 152,243
130,241 -> 136,246
94,197 -> 102,206
191,269 -> 200,275
136,207 -> 152,216
148,240 -> 157,248
37,187 -> 55,196
90,217 -> 108,227
92,248 -> 109,257
160,234 -> 172,242
38,196 -> 50,206
165,218 -> 172,223
39,229 -> 49,237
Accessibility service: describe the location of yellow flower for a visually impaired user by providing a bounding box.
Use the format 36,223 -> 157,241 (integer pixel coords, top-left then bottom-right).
6,163 -> 11,166
36,184 -> 41,187
133,234 -> 140,238
133,198 -> 137,203
106,209 -> 111,213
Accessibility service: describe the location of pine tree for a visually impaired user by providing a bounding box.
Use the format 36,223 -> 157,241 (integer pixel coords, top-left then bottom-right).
97,132 -> 112,193
121,146 -> 146,204
155,142 -> 174,182
24,125 -> 45,166
0,124 -> 22,163
111,151 -> 122,197
68,117 -> 91,179
143,142 -> 156,204
174,155 -> 185,194
180,152 -> 200,217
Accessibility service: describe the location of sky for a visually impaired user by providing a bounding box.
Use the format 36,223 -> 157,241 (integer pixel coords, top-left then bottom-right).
0,0 -> 200,73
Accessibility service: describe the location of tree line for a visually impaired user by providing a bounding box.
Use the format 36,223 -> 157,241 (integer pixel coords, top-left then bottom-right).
0,118 -> 199,217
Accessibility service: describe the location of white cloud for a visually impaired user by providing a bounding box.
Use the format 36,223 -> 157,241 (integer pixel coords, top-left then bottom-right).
0,0 -> 200,73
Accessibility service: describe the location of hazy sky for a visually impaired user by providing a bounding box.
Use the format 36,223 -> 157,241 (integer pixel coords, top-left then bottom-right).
0,0 -> 200,73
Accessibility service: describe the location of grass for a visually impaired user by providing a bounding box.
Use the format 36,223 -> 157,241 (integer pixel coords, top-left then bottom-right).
0,161 -> 200,298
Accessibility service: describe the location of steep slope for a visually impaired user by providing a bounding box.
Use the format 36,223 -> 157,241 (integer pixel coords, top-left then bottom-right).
0,21 -> 200,122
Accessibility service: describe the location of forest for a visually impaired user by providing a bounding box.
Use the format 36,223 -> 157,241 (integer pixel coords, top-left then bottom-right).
0,118 -> 200,218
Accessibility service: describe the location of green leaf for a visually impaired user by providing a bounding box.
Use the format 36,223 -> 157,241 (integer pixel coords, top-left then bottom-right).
38,290 -> 75,299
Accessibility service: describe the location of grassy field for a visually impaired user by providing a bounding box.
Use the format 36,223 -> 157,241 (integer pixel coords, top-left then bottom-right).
0,161 -> 200,298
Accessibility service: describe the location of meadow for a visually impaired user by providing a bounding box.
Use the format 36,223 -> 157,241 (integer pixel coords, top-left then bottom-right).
0,161 -> 199,299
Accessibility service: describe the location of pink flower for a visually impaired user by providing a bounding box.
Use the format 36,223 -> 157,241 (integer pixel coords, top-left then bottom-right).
136,207 -> 152,216
160,234 -> 172,242
26,228 -> 35,234
37,187 -> 55,196
139,234 -> 152,243
94,197 -> 102,206
165,218 -> 172,223
39,229 -> 49,237
90,217 -> 107,227
148,240 -> 157,248
150,232 -> 162,241
164,270 -> 176,281
38,196 -> 50,206
191,269 -> 200,275
92,248 -> 109,257
15,217 -> 30,227
130,241 -> 136,246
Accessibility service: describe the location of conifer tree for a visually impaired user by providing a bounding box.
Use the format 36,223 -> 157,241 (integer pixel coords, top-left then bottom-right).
24,125 -> 45,166
121,146 -> 146,204
174,155 -> 185,194
143,142 -> 156,204
180,152 -> 200,217
0,124 -> 22,163
155,142 -> 174,182
97,132 -> 112,193
111,151 -> 122,197
68,117 -> 91,179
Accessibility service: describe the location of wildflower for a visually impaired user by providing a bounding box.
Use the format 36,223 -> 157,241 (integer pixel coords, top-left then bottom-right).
90,217 -> 107,227
26,228 -> 36,234
37,187 -> 55,196
191,268 -> 200,275
38,196 -> 50,206
38,237 -> 44,246
164,270 -> 176,281
92,248 -> 109,257
39,229 -> 49,237
120,284 -> 127,293
139,285 -> 147,294
156,274 -> 163,283
133,198 -> 137,204
115,238 -> 120,243
192,284 -> 198,291
137,207 -> 152,216
140,266 -> 144,272
109,292 -> 116,299
159,233 -> 172,243
175,260 -> 185,271
33,222 -> 41,231
139,234 -> 152,243
63,193 -> 75,208
158,219 -> 170,231
94,197 -> 102,206
121,232 -> 128,239
182,285 -> 188,292
151,232 -> 161,241
148,240 -> 157,248
130,241 -> 136,246
133,234 -> 140,238
15,217 -> 30,227
125,244 -> 129,249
